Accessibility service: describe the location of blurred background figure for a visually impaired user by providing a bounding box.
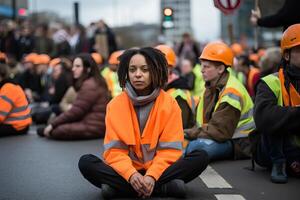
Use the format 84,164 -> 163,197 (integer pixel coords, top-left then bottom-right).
176,32 -> 200,67
92,20 -> 117,61
259,47 -> 281,78
0,63 -> 32,136
37,53 -> 109,140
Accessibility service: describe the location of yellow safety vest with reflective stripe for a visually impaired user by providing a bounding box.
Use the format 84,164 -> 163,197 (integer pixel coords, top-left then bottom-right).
0,83 -> 32,130
167,88 -> 197,113
262,72 -> 283,105
227,67 -> 246,85
196,74 -> 255,139
262,72 -> 300,146
191,64 -> 205,97
101,67 -> 122,98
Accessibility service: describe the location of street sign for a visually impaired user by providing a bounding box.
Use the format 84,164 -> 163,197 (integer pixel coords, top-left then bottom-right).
214,0 -> 241,15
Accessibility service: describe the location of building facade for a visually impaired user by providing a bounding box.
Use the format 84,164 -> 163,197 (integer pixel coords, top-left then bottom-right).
160,0 -> 192,43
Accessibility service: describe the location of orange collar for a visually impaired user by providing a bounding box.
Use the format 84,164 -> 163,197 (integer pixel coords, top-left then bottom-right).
279,68 -> 300,106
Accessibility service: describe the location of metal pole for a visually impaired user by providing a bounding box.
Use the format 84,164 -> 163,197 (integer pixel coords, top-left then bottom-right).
74,2 -> 79,25
12,0 -> 16,20
254,0 -> 259,51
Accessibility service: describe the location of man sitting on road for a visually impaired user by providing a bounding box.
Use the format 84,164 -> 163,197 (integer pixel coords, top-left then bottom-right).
254,24 -> 300,184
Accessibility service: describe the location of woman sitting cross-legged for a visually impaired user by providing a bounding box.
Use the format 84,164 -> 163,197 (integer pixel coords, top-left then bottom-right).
78,47 -> 209,199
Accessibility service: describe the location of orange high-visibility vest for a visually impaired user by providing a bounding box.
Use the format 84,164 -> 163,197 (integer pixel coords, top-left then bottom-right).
279,68 -> 300,106
103,90 -> 184,181
247,67 -> 260,94
0,83 -> 32,130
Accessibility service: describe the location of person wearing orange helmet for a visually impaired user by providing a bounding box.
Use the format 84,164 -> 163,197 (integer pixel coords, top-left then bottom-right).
101,50 -> 123,98
184,41 -> 255,162
18,53 -> 44,102
155,44 -> 195,129
254,24 -> 300,183
235,54 -> 261,98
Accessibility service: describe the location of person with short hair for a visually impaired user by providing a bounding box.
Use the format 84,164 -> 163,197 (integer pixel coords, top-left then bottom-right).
184,42 -> 255,161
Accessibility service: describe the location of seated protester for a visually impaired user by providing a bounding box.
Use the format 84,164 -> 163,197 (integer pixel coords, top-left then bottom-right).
37,53 -> 110,140
179,58 -> 196,90
156,45 -> 196,129
17,53 -> 43,102
254,24 -> 300,184
184,42 -> 255,161
101,50 -> 124,98
0,63 -> 32,136
78,47 -> 209,199
32,58 -> 73,124
235,54 -> 260,98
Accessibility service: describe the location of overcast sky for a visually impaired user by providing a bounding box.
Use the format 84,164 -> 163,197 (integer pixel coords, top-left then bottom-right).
28,0 -> 220,41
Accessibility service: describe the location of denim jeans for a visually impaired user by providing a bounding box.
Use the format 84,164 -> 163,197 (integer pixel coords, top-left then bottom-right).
185,138 -> 233,161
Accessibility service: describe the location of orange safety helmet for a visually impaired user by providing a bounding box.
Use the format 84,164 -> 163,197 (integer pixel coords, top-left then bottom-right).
35,54 -> 50,65
49,58 -> 61,68
108,50 -> 124,65
281,23 -> 300,53
249,53 -> 259,64
0,52 -> 7,63
230,43 -> 243,56
200,41 -> 234,66
155,44 -> 176,67
23,53 -> 38,63
91,52 -> 103,65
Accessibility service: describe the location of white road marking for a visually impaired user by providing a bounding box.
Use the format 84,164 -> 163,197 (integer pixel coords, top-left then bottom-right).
199,165 -> 232,188
215,194 -> 246,200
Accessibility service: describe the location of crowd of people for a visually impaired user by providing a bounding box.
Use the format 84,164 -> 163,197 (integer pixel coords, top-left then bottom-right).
0,15 -> 300,199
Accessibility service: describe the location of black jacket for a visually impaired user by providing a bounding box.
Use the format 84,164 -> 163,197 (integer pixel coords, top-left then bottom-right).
257,0 -> 300,31
254,80 -> 300,135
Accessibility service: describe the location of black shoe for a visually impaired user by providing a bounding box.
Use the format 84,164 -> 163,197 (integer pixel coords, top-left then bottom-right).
37,127 -> 45,137
101,184 -> 117,199
271,162 -> 288,184
161,179 -> 186,198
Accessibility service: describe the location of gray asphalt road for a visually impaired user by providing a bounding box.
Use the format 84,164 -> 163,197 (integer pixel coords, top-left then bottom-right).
0,132 -> 299,200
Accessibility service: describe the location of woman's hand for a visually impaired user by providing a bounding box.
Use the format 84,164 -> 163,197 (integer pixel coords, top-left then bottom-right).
44,125 -> 53,137
129,172 -> 148,197
143,175 -> 155,197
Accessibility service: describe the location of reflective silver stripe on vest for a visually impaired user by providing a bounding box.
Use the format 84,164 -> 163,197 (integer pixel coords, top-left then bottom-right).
223,93 -> 241,104
104,140 -> 129,151
157,141 -> 183,150
11,105 -> 29,113
128,142 -> 182,164
234,121 -> 256,138
0,95 -> 14,106
4,113 -> 31,122
0,111 -> 9,117
240,108 -> 253,121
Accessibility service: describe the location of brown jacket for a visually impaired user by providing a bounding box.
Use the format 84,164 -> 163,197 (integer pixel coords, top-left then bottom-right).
185,72 -> 251,159
50,78 -> 110,139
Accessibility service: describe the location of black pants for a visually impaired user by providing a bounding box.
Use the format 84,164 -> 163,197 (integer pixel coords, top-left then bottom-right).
78,150 -> 208,197
255,133 -> 300,167
0,124 -> 29,137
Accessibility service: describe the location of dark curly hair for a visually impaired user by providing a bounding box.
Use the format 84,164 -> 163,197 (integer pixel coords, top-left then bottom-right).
117,47 -> 168,89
